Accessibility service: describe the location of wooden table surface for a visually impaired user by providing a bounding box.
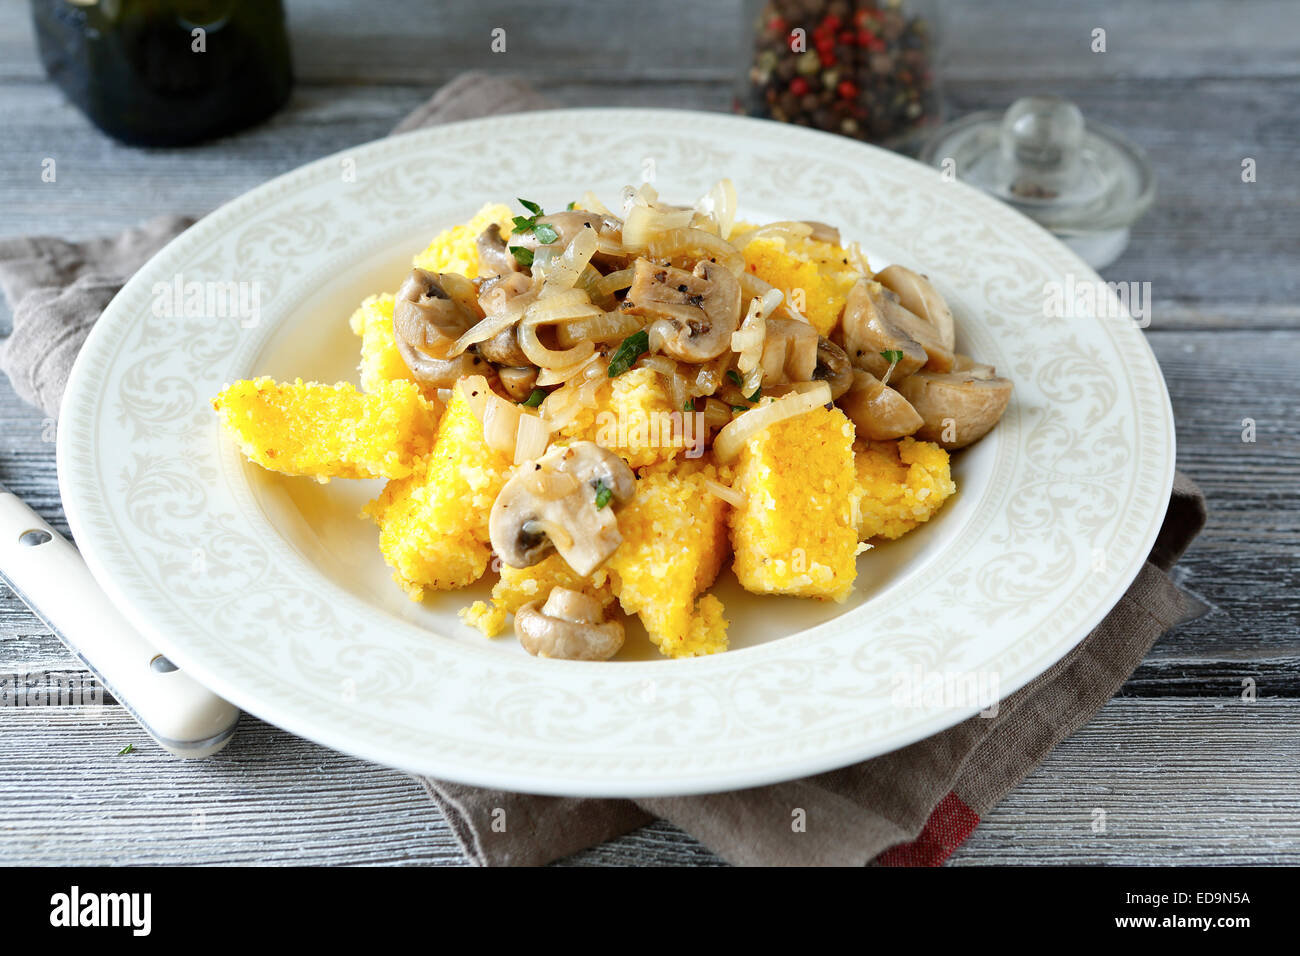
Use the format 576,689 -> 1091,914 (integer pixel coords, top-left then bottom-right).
1,0 -> 1297,866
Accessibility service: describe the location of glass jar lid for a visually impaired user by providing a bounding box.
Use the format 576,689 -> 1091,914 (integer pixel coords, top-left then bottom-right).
920,96 -> 1155,239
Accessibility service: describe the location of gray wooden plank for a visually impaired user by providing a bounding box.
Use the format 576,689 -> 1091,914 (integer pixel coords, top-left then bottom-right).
950,699 -> 1300,865
0,710 -> 468,865
0,0 -> 738,86
1123,658 -> 1300,699
2,72 -> 1296,326
4,1 -> 1299,85
0,698 -> 1294,865
0,81 -> 729,241
1140,329 -> 1300,673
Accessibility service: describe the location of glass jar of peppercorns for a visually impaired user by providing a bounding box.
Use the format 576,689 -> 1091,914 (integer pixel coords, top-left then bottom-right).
738,0 -> 943,152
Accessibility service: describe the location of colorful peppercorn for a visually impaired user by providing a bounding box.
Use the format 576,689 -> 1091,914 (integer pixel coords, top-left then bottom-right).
740,0 -> 940,148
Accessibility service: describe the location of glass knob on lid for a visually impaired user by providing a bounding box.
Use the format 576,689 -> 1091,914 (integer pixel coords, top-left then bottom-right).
1000,96 -> 1086,198
919,95 -> 1155,268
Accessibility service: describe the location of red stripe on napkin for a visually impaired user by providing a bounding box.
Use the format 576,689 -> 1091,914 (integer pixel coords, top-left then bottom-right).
876,792 -> 980,867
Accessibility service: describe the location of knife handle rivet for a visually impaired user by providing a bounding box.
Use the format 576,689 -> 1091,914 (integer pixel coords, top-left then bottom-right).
150,655 -> 179,674
18,530 -> 52,547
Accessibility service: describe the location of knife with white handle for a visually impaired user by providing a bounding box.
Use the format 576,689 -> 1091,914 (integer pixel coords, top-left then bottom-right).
0,481 -> 240,757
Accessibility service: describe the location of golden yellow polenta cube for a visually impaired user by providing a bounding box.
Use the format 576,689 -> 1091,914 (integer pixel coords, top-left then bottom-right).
851,437 -> 956,541
729,405 -> 859,602
607,458 -> 732,657
556,368 -> 699,470
347,293 -> 417,393
412,203 -> 514,279
212,376 -> 440,482
742,235 -> 863,337
364,381 -> 515,599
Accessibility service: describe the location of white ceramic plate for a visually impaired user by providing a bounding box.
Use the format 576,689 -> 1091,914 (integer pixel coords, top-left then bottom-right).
58,109 -> 1174,796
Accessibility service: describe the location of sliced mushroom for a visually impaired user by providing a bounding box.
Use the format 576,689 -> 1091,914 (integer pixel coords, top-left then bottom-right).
812,336 -> 854,400
840,278 -> 954,378
802,220 -> 842,245
515,587 -> 625,661
489,441 -> 636,577
893,370 -> 1013,449
477,271 -> 536,316
756,322 -> 852,398
564,441 -> 636,503
498,365 -> 539,401
393,269 -> 487,388
511,211 -> 624,254
874,264 -> 957,353
880,287 -> 954,373
476,223 -> 519,277
838,369 -> 924,441
951,353 -> 998,379
478,327 -> 531,367
472,272 -> 537,367
840,279 -> 926,380
760,317 -> 819,383
622,257 -> 741,362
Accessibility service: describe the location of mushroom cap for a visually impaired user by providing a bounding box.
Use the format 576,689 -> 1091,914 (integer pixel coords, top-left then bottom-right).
813,336 -> 854,400
477,271 -> 535,312
838,369 -> 924,441
623,257 -> 741,363
489,441 -> 636,576
874,264 -> 958,354
760,317 -> 820,383
894,370 -> 1013,449
515,591 -> 625,661
472,272 -> 538,368
393,269 -> 486,388
841,278 -> 928,380
557,441 -> 636,504
477,326 -> 530,367
476,223 -> 519,277
951,353 -> 999,379
511,210 -> 624,252
541,586 -> 604,624
497,365 -> 539,401
841,278 -> 954,379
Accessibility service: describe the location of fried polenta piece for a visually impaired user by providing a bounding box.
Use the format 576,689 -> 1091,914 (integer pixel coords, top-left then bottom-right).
729,405 -> 859,602
606,458 -> 732,658
363,380 -> 515,599
212,377 -> 440,482
347,293 -> 417,394
553,368 -> 699,469
851,437 -> 956,541
741,235 -> 864,337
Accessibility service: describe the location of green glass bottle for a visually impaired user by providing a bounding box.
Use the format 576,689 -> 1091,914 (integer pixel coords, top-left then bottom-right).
31,0 -> 293,147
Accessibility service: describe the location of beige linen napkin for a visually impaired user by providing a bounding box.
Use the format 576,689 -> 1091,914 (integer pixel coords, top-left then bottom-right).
0,71 -> 1207,866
